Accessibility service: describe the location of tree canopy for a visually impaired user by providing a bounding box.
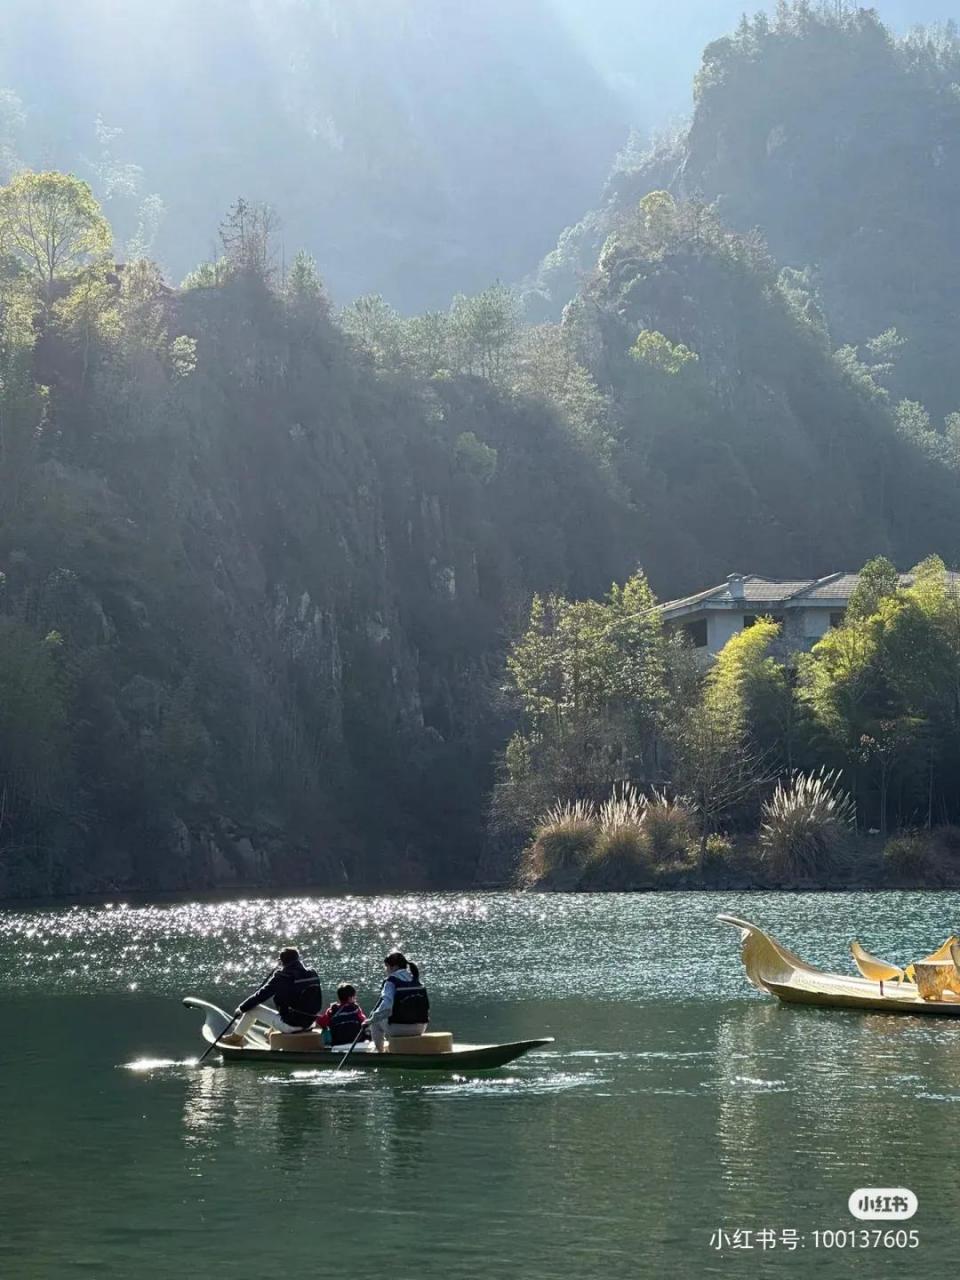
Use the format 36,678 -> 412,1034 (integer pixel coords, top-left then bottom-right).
0,171 -> 111,296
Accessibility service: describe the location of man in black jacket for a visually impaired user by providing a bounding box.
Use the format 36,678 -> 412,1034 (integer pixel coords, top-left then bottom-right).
223,946 -> 323,1044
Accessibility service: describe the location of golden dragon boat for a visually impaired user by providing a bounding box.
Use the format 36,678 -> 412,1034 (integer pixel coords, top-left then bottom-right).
718,913 -> 960,1016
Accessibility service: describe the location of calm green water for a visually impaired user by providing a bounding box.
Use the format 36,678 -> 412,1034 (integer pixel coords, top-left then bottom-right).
1,890 -> 958,1278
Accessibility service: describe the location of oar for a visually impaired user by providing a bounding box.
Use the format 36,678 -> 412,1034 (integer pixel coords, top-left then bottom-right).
197,1011 -> 239,1065
335,1020 -> 369,1070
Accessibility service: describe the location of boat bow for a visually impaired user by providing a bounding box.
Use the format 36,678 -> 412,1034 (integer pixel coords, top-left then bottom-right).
716,913 -> 830,994
182,995 -> 272,1048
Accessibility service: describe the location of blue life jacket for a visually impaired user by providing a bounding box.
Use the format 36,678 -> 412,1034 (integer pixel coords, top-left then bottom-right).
239,961 -> 322,1029
385,971 -> 430,1025
328,1001 -> 367,1046
278,964 -> 323,1020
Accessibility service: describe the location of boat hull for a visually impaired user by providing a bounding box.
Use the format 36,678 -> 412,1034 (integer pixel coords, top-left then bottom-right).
718,913 -> 960,1017
216,1039 -> 553,1069
765,976 -> 960,1016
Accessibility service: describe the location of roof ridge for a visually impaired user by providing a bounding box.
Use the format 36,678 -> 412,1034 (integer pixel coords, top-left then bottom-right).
783,571 -> 844,602
656,581 -> 729,612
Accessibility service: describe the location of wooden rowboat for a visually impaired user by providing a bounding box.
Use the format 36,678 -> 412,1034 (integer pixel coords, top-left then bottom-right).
184,997 -> 553,1069
718,913 -> 960,1016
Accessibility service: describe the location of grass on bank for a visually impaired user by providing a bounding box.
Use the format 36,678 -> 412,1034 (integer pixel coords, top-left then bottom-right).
521,774 -> 960,890
759,769 -> 856,882
522,799 -> 597,887
521,785 -> 700,889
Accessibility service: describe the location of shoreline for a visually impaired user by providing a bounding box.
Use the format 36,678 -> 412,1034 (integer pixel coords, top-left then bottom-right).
1,876 -> 957,909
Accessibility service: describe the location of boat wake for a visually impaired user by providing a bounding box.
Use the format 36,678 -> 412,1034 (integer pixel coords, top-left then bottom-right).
259,1069 -> 367,1086
121,1057 -> 198,1071
731,1074 -> 790,1091
417,1070 -> 600,1098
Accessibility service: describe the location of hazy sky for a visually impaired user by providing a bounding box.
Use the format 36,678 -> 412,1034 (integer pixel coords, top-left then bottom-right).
2,0 -> 960,305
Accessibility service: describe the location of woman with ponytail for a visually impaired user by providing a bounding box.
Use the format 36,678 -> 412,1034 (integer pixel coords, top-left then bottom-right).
365,951 -> 430,1051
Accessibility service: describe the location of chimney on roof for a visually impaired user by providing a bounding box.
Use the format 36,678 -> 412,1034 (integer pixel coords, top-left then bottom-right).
726,573 -> 745,600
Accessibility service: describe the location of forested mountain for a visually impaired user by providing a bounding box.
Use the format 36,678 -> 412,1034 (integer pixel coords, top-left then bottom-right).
0,179 -> 636,896
0,0 -> 627,311
1,165 -> 957,896
4,3 -> 960,896
561,191 -> 959,593
533,4 -> 960,418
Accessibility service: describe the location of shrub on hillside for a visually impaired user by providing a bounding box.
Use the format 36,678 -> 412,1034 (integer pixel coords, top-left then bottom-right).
702,832 -> 735,869
598,782 -> 645,835
759,769 -> 855,881
520,799 -> 597,887
585,827 -> 653,889
584,782 -> 651,888
643,788 -> 695,863
882,831 -> 932,885
883,826 -> 960,887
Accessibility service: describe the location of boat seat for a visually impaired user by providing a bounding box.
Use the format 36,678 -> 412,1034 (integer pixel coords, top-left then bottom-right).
850,940 -> 906,989
904,936 -> 959,982
268,1030 -> 327,1051
386,1031 -> 453,1055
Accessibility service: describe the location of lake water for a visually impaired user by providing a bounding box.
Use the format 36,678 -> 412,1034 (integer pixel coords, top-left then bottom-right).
1,889 -> 957,1278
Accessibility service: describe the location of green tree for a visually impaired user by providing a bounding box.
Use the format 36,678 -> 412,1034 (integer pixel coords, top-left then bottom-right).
858,719 -> 921,839
180,258 -> 230,291
449,283 -> 520,382
52,268 -> 121,387
513,324 -> 612,459
800,559 -> 949,831
605,571 -> 669,719
0,171 -> 112,300
500,573 -> 673,836
707,617 -> 781,728
872,557 -> 960,825
453,431 -> 497,484
401,311 -> 451,379
285,250 -> 329,319
636,190 -> 679,247
340,294 -> 405,368
116,257 -> 196,380
846,555 -> 899,621
671,621 -> 777,862
219,197 -> 278,280
801,609 -> 882,752
630,329 -> 699,374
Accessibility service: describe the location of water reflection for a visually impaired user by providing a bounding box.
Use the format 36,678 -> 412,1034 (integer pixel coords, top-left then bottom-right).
182,1059 -> 233,1150
714,995 -> 960,1236
6,890 -> 960,1276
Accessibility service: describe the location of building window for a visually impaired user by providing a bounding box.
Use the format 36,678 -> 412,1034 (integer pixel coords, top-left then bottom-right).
744,614 -> 784,629
830,611 -> 845,628
684,619 -> 708,648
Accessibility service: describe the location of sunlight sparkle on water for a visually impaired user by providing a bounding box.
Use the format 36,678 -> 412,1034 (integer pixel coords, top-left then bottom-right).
0,891 -> 530,998
123,1057 -> 196,1071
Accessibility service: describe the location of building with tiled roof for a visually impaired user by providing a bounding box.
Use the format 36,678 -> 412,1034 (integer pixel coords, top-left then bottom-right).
658,570 -> 960,658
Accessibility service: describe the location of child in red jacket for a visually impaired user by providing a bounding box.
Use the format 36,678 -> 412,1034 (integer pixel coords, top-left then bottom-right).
316,983 -> 369,1047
